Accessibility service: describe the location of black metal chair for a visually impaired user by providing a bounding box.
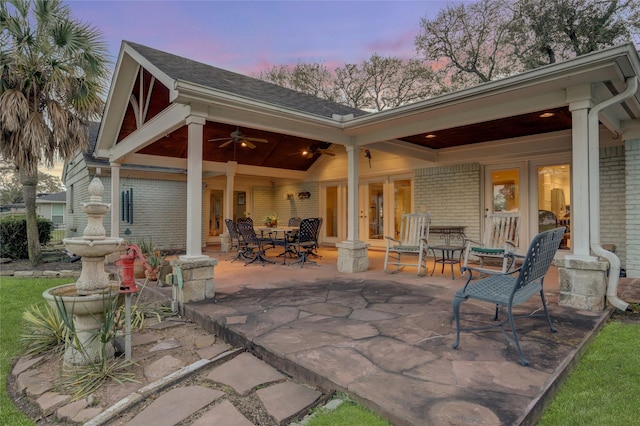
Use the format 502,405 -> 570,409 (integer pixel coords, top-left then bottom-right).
291,218 -> 320,267
271,217 -> 302,263
225,219 -> 250,262
237,216 -> 253,225
237,221 -> 275,266
309,217 -> 323,258
452,227 -> 565,366
288,217 -> 302,227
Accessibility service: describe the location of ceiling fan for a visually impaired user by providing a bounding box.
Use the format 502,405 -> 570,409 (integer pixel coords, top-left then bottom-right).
292,143 -> 336,159
207,128 -> 268,149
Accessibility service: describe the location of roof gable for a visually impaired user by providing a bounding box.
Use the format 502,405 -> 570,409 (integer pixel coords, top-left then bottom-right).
125,41 -> 365,120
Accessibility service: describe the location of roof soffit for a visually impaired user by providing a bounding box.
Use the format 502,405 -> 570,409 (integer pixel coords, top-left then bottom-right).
344,44 -> 640,141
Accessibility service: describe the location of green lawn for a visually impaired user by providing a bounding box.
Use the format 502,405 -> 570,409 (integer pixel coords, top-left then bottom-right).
538,319 -> 640,425
0,277 -> 71,426
1,277 -> 638,425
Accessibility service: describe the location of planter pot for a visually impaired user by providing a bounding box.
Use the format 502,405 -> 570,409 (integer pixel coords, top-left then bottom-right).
134,260 -> 146,278
158,264 -> 172,286
146,266 -> 158,281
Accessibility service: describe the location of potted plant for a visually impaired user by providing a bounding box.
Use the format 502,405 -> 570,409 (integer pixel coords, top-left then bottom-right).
134,237 -> 155,278
145,249 -> 164,281
263,213 -> 279,227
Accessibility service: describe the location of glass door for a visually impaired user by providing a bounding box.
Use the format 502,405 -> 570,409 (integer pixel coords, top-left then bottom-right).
208,190 -> 223,237
358,178 -> 412,247
485,163 -> 526,249
537,164 -> 571,249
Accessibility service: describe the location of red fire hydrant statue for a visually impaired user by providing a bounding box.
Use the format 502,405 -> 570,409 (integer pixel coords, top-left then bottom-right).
116,244 -> 151,294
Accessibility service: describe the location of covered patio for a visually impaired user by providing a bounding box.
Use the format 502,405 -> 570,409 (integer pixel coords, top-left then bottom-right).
145,246 -> 639,425
73,40 -> 640,318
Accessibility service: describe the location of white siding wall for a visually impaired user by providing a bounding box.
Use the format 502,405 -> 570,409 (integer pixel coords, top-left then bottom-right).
625,139 -> 640,277
414,163 -> 481,242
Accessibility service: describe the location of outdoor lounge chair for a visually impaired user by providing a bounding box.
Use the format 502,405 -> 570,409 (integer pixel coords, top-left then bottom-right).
462,212 -> 521,274
383,212 -> 431,276
452,226 -> 565,366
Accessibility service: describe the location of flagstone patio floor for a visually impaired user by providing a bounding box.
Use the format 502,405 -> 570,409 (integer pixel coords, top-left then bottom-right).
152,246 -> 635,425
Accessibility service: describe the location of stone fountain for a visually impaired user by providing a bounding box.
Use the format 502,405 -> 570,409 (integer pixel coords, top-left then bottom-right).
43,177 -> 125,368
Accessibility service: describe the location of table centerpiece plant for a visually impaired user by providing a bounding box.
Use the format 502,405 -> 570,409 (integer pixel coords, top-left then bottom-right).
263,213 -> 279,227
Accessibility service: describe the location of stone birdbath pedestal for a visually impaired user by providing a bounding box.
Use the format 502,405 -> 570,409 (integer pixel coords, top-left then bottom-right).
43,177 -> 124,368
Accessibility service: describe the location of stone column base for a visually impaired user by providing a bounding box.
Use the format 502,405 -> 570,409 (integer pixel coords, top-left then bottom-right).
336,241 -> 369,273
555,258 -> 608,311
220,233 -> 231,253
170,257 -> 218,310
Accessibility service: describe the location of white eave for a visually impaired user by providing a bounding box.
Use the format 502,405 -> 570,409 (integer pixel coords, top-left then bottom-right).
344,43 -> 640,144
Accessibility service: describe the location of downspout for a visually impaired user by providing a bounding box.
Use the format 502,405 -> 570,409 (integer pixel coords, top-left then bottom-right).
587,76 -> 637,311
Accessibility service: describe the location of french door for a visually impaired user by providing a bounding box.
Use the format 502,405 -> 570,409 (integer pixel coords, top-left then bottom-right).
484,163 -> 527,250
358,177 -> 412,248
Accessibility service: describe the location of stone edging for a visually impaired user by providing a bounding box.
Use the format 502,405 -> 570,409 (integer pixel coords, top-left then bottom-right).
1,270 -> 81,278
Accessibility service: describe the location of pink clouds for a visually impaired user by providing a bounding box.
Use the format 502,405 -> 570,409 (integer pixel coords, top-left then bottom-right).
65,1 -> 452,77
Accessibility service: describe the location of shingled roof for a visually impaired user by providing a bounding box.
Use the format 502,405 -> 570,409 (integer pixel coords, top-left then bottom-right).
126,41 -> 367,120
83,121 -> 109,165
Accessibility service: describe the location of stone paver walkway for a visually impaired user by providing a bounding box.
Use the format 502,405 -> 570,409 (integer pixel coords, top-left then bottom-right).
11,319 -> 325,426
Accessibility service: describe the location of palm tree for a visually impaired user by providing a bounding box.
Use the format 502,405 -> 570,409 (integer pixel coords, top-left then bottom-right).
0,0 -> 109,265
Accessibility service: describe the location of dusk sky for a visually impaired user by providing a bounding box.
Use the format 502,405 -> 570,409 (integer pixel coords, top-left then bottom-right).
66,0 -> 466,76
46,1 -> 465,179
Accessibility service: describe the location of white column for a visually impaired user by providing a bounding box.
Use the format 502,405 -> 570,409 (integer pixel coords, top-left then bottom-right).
568,104 -> 597,260
346,145 -> 359,242
225,161 -> 237,220
336,145 -> 368,273
110,162 -> 120,238
182,115 -> 208,260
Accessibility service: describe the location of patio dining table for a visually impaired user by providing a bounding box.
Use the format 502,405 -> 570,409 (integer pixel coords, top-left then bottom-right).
427,226 -> 466,279
255,225 -> 300,264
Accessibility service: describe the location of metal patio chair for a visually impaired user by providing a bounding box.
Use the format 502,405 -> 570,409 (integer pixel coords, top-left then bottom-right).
225,219 -> 250,262
463,212 -> 521,274
383,212 -> 431,276
452,226 -> 565,366
291,217 -> 321,267
237,221 -> 276,266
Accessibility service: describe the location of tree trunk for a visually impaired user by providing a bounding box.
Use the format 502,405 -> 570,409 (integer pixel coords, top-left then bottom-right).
20,169 -> 42,266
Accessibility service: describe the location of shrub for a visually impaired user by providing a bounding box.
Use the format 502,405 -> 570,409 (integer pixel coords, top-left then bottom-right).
0,215 -> 54,259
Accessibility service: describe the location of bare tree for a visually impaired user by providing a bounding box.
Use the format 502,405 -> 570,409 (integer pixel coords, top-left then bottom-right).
415,0 -> 639,88
415,0 -> 516,85
509,0 -> 638,68
333,63 -> 372,110
259,54 -> 440,112
258,62 -> 338,102
360,54 -> 439,111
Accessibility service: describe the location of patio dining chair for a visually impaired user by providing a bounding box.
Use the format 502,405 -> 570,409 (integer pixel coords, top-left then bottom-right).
383,212 -> 431,276
452,226 -> 565,366
225,219 -> 250,262
237,221 -> 276,266
291,217 -> 321,267
462,212 -> 521,274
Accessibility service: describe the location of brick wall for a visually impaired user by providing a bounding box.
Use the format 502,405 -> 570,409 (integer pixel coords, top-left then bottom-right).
414,163 -> 481,242
119,177 -> 188,251
66,174 -> 187,252
625,139 -> 640,277
253,182 -> 319,225
599,145 -> 627,270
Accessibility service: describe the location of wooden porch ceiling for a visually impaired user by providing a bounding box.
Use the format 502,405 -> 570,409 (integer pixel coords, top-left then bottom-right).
397,106 -> 572,149
135,107 -> 572,171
